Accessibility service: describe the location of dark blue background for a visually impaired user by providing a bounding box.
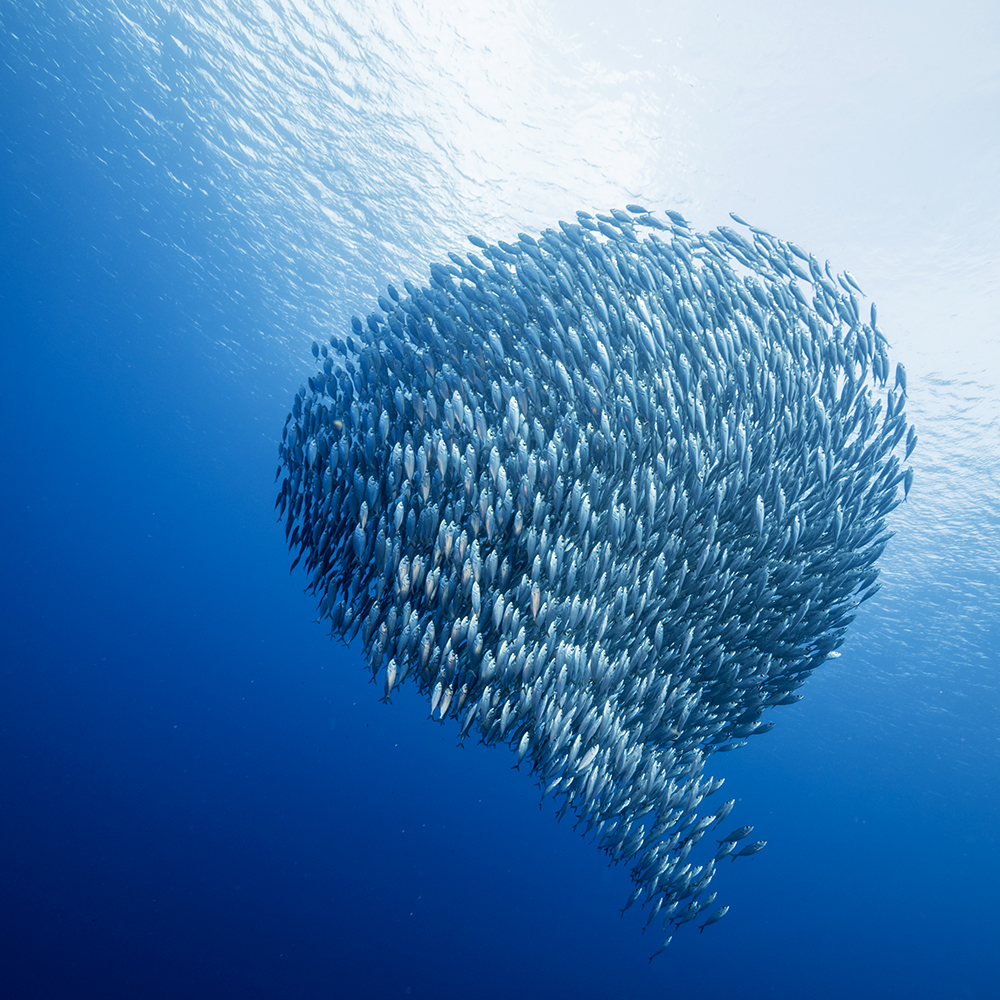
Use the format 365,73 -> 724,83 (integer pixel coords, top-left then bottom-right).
2,5 -> 997,998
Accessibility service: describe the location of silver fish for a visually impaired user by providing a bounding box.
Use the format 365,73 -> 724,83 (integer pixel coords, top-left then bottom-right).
278,207 -> 913,944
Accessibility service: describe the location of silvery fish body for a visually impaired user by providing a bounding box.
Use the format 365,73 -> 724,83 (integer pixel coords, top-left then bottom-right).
699,904 -> 730,933
277,207 -> 913,942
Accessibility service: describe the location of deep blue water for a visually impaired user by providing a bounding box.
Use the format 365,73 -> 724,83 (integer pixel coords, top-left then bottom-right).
3,3 -> 998,999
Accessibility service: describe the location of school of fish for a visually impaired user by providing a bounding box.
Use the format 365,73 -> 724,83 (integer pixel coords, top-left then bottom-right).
275,206 -> 914,957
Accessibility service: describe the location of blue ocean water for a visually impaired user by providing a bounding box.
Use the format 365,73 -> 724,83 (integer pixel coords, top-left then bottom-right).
2,3 -> 998,999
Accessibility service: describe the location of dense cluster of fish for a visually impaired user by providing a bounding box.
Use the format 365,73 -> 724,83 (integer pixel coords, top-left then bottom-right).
276,206 -> 913,957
